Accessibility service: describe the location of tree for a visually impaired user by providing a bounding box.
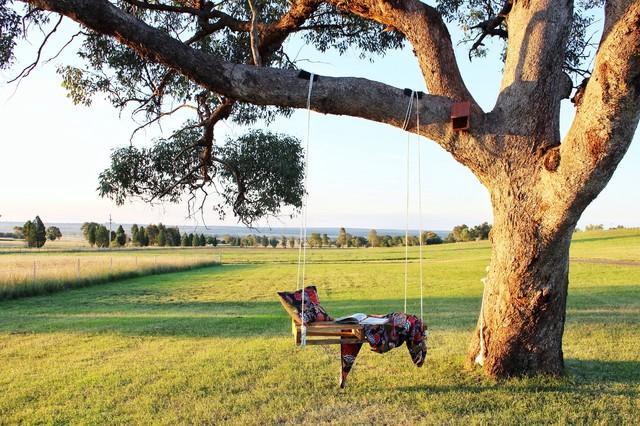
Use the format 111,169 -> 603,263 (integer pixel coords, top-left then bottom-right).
471,222 -> 492,240
421,231 -> 443,245
288,237 -> 296,248
81,222 -> 98,247
336,228 -> 348,248
166,227 -> 181,246
114,225 -> 126,247
321,233 -> 330,247
28,216 -> 47,248
367,229 -> 379,248
180,233 -> 189,247
350,236 -> 367,248
95,225 -> 110,248
280,235 -> 287,248
46,226 -> 62,241
22,220 -> 35,248
12,226 -> 24,239
308,233 -> 322,248
212,236 -> 218,247
7,0 -> 640,378
379,235 -> 392,247
157,226 -> 167,247
138,226 -> 149,246
130,224 -> 140,246
146,224 -> 159,245
269,237 -> 278,248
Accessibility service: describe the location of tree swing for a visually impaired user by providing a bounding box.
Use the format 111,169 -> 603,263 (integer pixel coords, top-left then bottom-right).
278,72 -> 428,352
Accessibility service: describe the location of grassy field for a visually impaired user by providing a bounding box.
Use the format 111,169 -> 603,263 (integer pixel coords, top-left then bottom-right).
0,230 -> 638,424
0,249 -> 222,300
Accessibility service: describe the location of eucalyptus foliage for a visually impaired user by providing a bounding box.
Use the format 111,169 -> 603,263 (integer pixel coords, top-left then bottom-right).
1,0 -> 603,223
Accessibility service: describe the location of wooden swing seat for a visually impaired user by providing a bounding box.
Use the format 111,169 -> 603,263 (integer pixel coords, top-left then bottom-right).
279,299 -> 367,345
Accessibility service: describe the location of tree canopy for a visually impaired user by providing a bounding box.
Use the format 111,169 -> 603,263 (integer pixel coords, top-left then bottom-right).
0,0 -> 617,224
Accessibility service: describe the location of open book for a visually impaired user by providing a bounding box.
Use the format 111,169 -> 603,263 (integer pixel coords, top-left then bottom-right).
334,313 -> 389,326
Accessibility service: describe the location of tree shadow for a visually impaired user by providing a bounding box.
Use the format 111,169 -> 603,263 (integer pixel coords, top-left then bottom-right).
571,234 -> 640,244
0,295 -> 482,338
398,360 -> 640,397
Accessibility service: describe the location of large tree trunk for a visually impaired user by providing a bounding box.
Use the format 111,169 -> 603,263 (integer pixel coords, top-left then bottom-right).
467,167 -> 577,377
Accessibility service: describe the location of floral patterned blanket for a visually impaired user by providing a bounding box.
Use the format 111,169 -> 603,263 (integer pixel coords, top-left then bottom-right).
340,312 -> 427,388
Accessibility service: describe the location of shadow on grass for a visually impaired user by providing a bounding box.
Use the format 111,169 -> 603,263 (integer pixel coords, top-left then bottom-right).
0,296 -> 482,338
571,233 -> 640,244
0,292 -> 637,339
398,360 -> 640,394
0,259 -> 637,341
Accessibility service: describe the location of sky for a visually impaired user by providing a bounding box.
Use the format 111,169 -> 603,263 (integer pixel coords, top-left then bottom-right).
0,9 -> 638,231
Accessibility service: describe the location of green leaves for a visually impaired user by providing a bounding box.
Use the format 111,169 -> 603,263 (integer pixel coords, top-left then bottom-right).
217,129 -> 304,224
98,128 -> 304,225
0,0 -> 21,69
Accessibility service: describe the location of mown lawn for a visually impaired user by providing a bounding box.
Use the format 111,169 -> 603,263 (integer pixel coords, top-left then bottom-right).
0,231 -> 638,424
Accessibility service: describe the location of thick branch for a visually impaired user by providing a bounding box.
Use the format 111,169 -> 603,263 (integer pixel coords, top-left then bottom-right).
259,0 -> 320,58
20,0 -> 480,160
496,0 -> 574,140
603,0 -> 637,39
547,3 -> 640,229
327,0 -> 476,104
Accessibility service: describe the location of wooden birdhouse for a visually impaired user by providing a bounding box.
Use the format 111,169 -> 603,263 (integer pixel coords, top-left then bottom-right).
451,101 -> 471,131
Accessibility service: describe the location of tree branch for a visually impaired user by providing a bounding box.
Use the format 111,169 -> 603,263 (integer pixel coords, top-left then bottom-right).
8,15 -> 63,84
258,0 -> 321,59
247,0 -> 262,66
326,0 -> 476,104
19,0 -> 470,153
495,0 -> 574,141
468,0 -> 511,60
550,2 -> 640,227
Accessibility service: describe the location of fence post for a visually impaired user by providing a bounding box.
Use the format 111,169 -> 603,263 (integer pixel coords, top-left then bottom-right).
32,260 -> 36,284
110,257 -> 113,277
76,258 -> 80,284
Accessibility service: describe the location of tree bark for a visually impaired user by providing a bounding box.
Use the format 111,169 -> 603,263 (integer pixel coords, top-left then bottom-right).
467,169 -> 575,376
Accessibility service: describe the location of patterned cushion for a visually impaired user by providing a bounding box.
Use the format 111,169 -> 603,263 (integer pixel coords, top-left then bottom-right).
277,285 -> 333,324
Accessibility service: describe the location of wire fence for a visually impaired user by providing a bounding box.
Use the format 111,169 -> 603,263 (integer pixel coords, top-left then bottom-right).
0,253 -> 222,300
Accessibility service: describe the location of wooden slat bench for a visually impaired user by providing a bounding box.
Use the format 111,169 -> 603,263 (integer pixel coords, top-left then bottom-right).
279,298 -> 367,345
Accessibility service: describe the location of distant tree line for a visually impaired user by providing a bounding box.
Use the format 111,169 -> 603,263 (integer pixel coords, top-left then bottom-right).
444,222 -> 492,243
11,216 -> 63,248
218,227 -> 450,248
80,222 -> 219,248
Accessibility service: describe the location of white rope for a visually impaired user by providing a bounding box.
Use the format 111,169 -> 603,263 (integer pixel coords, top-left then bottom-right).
402,91 -> 414,313
296,73 -> 314,347
475,266 -> 490,365
416,93 -> 424,322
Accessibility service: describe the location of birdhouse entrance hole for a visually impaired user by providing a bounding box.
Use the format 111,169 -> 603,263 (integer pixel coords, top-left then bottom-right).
451,101 -> 471,131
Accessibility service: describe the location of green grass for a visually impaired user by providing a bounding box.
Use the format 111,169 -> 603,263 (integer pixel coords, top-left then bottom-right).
0,230 -> 639,424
